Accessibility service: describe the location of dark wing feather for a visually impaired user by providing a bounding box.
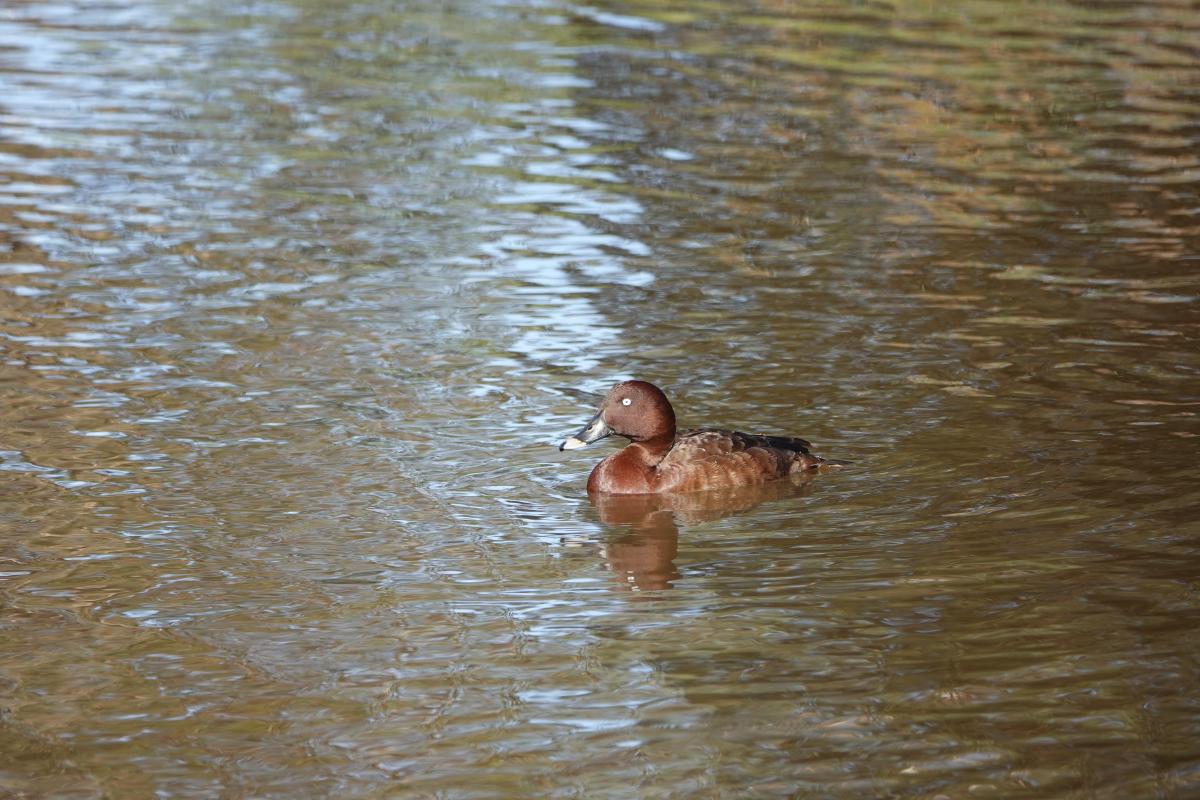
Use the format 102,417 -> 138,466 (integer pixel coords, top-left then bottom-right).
674,428 -> 814,455
655,428 -> 822,492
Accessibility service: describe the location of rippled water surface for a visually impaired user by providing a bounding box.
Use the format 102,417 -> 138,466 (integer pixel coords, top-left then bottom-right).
2,0 -> 1199,796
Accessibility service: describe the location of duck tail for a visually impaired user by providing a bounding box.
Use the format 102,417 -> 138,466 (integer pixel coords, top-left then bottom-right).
790,453 -> 849,472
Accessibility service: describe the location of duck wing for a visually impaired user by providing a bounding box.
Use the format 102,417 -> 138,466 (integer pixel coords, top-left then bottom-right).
671,428 -> 814,457
654,428 -> 822,492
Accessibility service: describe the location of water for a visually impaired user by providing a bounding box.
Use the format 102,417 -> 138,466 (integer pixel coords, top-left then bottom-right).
1,0 -> 1198,796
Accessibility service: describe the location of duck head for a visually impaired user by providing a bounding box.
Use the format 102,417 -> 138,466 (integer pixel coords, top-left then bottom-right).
559,380 -> 677,451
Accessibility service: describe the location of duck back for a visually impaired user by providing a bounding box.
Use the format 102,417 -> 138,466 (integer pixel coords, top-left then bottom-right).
653,428 -> 825,493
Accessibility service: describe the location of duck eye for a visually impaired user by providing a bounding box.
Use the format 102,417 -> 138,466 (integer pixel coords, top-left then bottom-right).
621,398 -> 632,406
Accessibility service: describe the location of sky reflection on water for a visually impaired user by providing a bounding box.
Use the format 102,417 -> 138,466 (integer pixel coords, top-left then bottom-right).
1,0 -> 1199,797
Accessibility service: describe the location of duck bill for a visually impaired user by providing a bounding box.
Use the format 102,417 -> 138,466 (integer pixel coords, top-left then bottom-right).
559,412 -> 611,451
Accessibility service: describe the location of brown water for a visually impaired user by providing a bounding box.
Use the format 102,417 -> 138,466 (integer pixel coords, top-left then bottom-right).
2,0 -> 1198,797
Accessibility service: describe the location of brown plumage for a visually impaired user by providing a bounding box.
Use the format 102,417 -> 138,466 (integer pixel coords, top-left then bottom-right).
559,380 -> 841,495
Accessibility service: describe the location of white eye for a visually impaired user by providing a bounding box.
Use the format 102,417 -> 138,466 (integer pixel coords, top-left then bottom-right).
621,397 -> 631,406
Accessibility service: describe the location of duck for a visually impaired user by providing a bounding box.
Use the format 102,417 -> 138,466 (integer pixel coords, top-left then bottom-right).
559,380 -> 842,494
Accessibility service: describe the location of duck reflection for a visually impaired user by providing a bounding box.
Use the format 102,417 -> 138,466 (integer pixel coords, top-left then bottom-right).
585,473 -> 818,592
